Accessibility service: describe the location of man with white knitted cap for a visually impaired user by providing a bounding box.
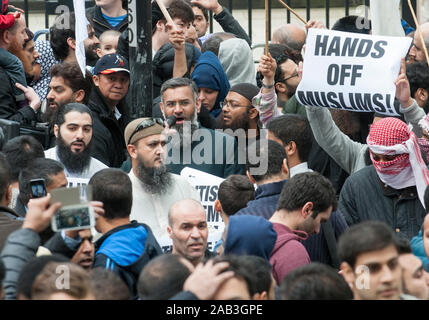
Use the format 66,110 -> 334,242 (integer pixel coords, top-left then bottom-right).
339,116 -> 429,240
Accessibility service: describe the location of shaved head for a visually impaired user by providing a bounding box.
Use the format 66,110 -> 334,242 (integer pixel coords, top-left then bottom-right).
168,198 -> 205,226
167,199 -> 208,266
272,24 -> 306,51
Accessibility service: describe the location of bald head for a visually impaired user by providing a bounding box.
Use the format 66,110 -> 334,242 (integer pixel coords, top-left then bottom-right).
167,199 -> 208,266
409,23 -> 429,63
272,24 -> 306,51
168,198 -> 205,226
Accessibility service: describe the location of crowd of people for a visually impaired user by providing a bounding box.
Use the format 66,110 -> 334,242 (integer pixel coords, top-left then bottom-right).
0,0 -> 428,301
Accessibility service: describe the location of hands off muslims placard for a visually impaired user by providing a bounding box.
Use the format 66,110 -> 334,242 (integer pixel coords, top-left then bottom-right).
296,28 -> 412,116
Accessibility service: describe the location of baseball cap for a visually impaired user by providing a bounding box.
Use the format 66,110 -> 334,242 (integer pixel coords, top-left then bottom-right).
94,53 -> 130,75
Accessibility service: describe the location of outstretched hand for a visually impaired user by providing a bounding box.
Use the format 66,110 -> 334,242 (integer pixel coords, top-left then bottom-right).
16,83 -> 41,111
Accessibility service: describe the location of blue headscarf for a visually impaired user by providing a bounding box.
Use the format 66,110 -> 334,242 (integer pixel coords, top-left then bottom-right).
224,215 -> 277,261
191,51 -> 230,118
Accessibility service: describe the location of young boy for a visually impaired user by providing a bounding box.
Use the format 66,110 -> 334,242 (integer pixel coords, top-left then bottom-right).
96,30 -> 121,58
0,1 -> 29,106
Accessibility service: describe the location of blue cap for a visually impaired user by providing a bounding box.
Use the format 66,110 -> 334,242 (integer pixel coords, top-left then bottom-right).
94,53 -> 130,75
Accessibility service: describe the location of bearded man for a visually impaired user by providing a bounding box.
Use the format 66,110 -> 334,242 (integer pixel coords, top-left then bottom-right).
339,117 -> 429,240
44,103 -> 107,187
124,117 -> 200,243
159,77 -> 245,178
217,83 -> 260,145
43,62 -> 92,147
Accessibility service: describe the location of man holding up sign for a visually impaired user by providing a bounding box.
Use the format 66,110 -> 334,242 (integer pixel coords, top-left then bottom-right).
296,28 -> 412,116
299,24 -> 428,241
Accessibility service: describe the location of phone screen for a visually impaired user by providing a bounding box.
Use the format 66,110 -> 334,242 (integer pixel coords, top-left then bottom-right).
30,179 -> 47,198
52,206 -> 93,231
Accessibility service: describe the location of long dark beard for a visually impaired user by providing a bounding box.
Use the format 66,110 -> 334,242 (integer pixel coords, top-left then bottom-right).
136,156 -> 172,195
56,131 -> 92,174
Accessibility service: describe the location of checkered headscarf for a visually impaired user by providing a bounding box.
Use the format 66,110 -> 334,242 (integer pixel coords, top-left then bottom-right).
367,117 -> 429,208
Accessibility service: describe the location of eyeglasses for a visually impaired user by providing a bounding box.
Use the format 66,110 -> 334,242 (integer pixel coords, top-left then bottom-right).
127,118 -> 164,145
281,72 -> 299,82
220,100 -> 252,109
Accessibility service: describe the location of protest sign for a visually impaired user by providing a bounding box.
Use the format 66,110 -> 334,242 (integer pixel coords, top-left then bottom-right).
296,28 -> 412,116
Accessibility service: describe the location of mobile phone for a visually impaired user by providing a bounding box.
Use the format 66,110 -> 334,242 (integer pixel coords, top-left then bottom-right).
30,179 -> 47,199
51,205 -> 95,232
50,186 -> 93,232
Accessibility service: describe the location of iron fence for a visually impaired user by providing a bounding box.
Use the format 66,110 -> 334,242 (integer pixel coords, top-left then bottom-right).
19,0 -> 417,43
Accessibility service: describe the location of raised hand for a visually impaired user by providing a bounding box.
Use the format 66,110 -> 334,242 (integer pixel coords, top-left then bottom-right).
258,52 -> 277,85
395,58 -> 413,108
190,0 -> 223,14
16,83 -> 41,111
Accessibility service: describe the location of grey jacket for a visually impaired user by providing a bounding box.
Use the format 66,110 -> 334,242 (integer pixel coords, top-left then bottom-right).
1,228 -> 40,300
305,100 -> 426,174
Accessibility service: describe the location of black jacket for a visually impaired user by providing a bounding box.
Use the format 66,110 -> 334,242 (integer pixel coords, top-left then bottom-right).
43,232 -> 76,259
86,6 -> 128,38
0,206 -> 22,252
93,221 -> 163,300
339,165 -> 426,240
0,67 -> 38,124
87,87 -> 129,167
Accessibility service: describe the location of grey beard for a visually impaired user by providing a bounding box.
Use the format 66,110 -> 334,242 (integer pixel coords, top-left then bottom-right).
136,162 -> 173,195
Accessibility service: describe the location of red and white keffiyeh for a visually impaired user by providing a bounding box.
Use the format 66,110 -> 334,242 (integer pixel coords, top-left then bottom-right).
367,117 -> 429,208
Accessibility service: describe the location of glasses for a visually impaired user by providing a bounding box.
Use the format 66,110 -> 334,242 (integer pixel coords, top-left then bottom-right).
220,100 -> 252,109
127,118 -> 164,145
281,72 -> 299,82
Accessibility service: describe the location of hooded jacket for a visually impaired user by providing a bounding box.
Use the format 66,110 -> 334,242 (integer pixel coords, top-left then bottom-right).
191,51 -> 230,119
86,5 -> 128,38
153,42 -> 201,98
93,221 -> 162,300
87,86 -> 129,168
270,223 -> 310,285
224,215 -> 277,261
218,38 -> 257,87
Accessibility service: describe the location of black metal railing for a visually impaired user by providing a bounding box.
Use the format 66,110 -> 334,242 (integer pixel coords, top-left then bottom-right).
20,0 -> 417,42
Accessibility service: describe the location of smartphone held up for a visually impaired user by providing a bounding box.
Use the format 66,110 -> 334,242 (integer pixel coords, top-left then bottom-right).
49,185 -> 95,232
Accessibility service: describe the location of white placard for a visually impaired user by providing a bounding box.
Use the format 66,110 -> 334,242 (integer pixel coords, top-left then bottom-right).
73,0 -> 88,77
296,28 -> 412,116
128,0 -> 138,48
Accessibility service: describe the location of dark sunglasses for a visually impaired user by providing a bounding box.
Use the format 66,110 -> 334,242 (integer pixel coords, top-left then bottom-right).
127,118 -> 164,145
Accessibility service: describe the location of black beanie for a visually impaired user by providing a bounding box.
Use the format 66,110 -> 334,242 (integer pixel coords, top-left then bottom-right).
229,83 -> 260,103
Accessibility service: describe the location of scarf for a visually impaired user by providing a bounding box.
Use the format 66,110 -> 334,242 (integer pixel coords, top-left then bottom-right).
367,117 -> 429,208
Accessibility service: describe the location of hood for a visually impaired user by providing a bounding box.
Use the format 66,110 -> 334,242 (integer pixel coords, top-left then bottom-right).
96,225 -> 148,266
191,51 -> 230,117
271,223 -> 308,256
218,38 -> 257,87
153,42 -> 201,82
224,215 -> 277,261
